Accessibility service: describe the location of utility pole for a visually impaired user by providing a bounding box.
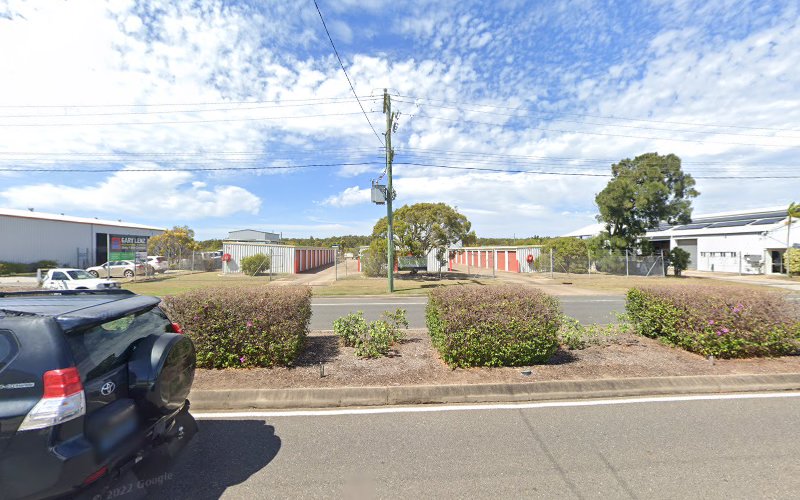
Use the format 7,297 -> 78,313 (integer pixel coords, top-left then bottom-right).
384,88 -> 395,293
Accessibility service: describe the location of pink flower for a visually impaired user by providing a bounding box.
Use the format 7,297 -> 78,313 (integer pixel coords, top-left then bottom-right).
246,321 -> 253,328
239,356 -> 246,363
721,327 -> 729,334
708,320 -> 715,325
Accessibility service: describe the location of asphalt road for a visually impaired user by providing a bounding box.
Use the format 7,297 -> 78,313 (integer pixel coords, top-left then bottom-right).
310,295 -> 626,329
135,394 -> 800,499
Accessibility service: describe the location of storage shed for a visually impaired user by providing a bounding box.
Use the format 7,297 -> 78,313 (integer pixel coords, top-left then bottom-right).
222,241 -> 335,274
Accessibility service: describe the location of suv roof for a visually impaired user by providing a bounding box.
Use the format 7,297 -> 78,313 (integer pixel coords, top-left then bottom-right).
0,290 -> 160,331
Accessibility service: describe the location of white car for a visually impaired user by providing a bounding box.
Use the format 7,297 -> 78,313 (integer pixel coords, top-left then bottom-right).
147,256 -> 169,273
41,268 -> 121,290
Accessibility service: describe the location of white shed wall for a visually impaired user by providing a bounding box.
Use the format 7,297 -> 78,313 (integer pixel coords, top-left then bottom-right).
222,243 -> 295,274
0,215 -> 162,267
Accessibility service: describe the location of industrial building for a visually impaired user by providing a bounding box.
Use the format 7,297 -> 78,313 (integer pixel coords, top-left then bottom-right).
226,229 -> 281,243
563,207 -> 798,274
222,241 -> 335,274
0,208 -> 164,268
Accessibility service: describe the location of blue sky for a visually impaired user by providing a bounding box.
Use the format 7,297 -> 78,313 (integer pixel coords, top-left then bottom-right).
0,0 -> 798,240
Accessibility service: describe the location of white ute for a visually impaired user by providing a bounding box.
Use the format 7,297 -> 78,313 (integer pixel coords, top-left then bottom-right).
41,268 -> 121,290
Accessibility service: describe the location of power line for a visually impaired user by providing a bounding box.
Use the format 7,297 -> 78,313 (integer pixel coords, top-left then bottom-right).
0,95 -> 379,109
393,162 -> 800,179
395,94 -> 798,133
2,159 -> 797,179
0,111 -> 378,127
0,97 -> 379,119
0,161 -> 381,172
394,99 -> 800,139
415,112 -> 799,149
312,0 -> 384,146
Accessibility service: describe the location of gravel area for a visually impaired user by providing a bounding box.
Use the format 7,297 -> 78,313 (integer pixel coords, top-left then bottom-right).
192,329 -> 800,390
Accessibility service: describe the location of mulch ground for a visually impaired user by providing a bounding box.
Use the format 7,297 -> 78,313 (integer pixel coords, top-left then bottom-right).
192,329 -> 800,390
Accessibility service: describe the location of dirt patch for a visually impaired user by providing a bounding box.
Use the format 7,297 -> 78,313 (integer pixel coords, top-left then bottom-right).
192,329 -> 800,390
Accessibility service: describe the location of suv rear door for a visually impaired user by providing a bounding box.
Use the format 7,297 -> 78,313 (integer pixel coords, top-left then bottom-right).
64,307 -> 173,455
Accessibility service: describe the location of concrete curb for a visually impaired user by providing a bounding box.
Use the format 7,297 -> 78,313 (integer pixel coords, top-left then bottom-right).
188,373 -> 800,410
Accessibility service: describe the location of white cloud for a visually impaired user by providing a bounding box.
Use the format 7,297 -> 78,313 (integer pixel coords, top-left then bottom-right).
321,185 -> 371,207
0,166 -> 261,219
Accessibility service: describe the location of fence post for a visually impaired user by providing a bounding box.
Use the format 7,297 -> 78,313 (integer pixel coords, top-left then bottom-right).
493,249 -> 497,278
588,249 -> 591,276
739,253 -> 742,275
191,251 -> 195,272
660,250 -> 665,277
269,248 -> 273,281
550,248 -> 554,279
625,250 -> 629,276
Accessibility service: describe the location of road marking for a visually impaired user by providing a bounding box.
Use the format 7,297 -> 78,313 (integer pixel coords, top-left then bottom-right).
192,391 -> 800,419
313,302 -> 427,306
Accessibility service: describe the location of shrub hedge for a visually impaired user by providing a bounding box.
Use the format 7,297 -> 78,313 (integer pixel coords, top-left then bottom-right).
332,309 -> 408,358
626,285 -> 800,358
240,253 -> 271,276
161,286 -> 312,368
426,285 -> 561,367
0,260 -> 59,275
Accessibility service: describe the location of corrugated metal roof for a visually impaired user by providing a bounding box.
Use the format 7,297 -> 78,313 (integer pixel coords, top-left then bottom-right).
0,207 -> 165,231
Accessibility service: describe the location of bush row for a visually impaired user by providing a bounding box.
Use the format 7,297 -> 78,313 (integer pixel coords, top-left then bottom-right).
0,260 -> 59,275
161,285 -> 312,368
626,286 -> 800,358
426,285 -> 562,367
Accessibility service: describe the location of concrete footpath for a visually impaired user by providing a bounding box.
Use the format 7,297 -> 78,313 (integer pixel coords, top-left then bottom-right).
188,373 -> 800,411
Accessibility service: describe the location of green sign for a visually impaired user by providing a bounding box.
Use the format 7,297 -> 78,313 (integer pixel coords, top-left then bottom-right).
109,235 -> 149,261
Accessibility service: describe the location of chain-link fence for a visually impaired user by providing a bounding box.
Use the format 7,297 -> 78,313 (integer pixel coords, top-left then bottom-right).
533,250 -> 666,278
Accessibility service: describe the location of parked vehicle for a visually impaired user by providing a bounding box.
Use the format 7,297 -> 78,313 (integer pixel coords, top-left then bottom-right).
0,289 -> 197,499
147,256 -> 168,274
41,268 -> 120,290
86,260 -> 148,278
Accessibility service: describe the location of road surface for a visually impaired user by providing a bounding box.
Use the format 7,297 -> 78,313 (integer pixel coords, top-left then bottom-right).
137,393 -> 800,499
310,295 -> 626,329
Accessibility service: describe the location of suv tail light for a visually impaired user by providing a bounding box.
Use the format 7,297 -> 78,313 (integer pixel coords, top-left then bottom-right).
171,322 -> 184,334
19,367 -> 86,431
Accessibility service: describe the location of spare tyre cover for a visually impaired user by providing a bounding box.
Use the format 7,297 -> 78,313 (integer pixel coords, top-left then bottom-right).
128,333 -> 196,416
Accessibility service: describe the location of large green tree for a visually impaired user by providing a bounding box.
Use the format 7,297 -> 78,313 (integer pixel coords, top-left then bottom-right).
372,203 -> 475,262
537,237 -> 589,274
595,153 -> 698,251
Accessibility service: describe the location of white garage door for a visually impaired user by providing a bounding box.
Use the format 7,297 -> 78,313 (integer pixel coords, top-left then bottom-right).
675,239 -> 698,270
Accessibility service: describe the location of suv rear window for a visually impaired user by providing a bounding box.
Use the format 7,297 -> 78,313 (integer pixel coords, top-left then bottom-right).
0,330 -> 19,372
66,308 -> 172,381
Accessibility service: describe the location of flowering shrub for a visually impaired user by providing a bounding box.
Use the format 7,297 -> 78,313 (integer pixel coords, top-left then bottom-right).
626,286 -> 800,358
426,285 -> 561,367
161,286 -> 311,368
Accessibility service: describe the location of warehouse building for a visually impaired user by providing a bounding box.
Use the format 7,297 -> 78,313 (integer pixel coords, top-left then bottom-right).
222,241 -> 335,274
563,207 -> 798,274
0,208 -> 164,268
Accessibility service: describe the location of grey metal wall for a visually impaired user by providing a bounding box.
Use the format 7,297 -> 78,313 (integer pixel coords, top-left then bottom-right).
223,243 -> 295,274
516,247 -> 542,273
0,215 -> 161,268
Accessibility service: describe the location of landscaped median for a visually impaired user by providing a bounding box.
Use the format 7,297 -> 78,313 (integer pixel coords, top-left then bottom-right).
158,284 -> 800,410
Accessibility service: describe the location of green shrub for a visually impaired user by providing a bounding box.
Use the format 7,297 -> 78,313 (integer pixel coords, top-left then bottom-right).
161,286 -> 311,368
668,248 -> 691,276
626,286 -> 800,358
787,248 -> 800,275
333,311 -> 368,347
426,285 -> 561,367
332,309 -> 408,358
361,239 -> 387,277
558,315 -> 628,350
240,253 -> 271,276
0,260 -> 58,275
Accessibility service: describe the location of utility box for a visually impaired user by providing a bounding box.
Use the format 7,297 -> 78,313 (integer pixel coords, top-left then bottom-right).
371,183 -> 386,205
